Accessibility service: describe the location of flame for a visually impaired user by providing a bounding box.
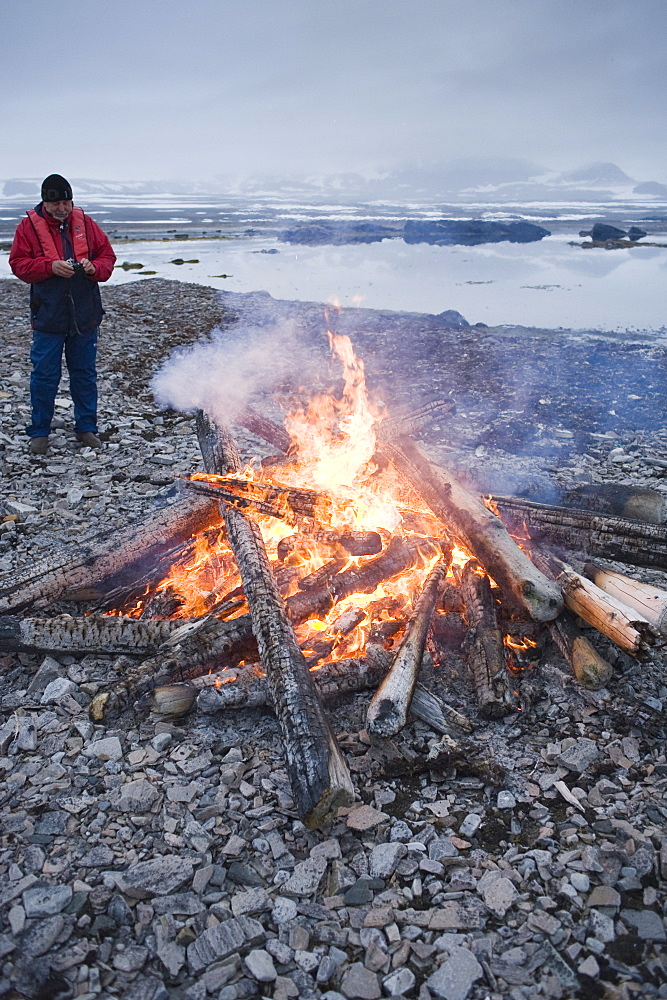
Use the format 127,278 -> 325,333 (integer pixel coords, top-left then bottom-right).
106,324 -> 476,664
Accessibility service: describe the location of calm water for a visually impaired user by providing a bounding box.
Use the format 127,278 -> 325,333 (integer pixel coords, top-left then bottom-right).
1,192 -> 665,332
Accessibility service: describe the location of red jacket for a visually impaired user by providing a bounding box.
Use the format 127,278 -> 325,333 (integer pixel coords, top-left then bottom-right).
9,205 -> 116,284
9,204 -> 116,334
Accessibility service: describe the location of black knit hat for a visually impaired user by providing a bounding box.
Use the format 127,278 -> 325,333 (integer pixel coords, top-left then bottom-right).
41,174 -> 73,202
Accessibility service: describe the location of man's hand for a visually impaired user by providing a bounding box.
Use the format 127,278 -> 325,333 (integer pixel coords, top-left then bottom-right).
80,258 -> 96,276
52,260 -> 75,278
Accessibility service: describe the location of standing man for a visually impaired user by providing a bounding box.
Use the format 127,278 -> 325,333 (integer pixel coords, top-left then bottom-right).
9,173 -> 117,454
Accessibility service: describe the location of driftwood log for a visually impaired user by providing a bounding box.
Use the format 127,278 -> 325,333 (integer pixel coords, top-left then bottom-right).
195,409 -> 354,828
381,437 -> 562,622
460,560 -> 512,718
559,483 -> 667,524
585,564 -> 667,637
492,495 -> 667,570
547,610 -> 613,689
0,495 -> 221,615
366,558 -> 448,737
533,551 -> 657,658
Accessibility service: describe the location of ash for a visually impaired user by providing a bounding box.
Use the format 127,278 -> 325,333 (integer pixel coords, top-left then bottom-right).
0,278 -> 666,1000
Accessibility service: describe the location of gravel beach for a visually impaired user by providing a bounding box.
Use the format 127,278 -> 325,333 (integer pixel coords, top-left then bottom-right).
0,276 -> 666,1000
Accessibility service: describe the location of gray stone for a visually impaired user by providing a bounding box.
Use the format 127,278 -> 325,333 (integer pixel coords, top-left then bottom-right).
481,875 -> 518,917
570,872 -> 590,893
21,915 -> 65,957
152,892 -> 204,915
458,813 -> 482,838
117,778 -> 160,812
23,884 -> 72,917
231,887 -> 271,916
35,811 -> 68,836
281,856 -> 328,897
340,961 -> 381,999
621,908 -> 666,941
368,842 -> 407,879
588,885 -> 620,908
383,967 -> 416,995
272,896 -> 298,925
556,739 -> 599,774
187,919 -> 249,975
496,791 -> 516,809
427,946 -> 483,1000
114,856 -> 194,899
429,837 -> 459,861
41,676 -> 77,703
27,656 -> 62,695
389,821 -> 413,842
588,908 -> 615,943
87,736 -> 123,761
80,845 -> 115,867
113,945 -> 149,972
244,949 -> 277,983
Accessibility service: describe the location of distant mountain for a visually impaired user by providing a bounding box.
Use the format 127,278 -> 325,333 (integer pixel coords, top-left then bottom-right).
2,161 -> 666,206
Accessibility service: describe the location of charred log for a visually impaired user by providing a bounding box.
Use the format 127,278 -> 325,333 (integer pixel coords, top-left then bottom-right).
237,406 -> 293,455
198,409 -> 354,829
0,614 -> 181,655
376,398 -> 456,444
492,495 -> 667,570
367,558 -> 448,737
381,437 -> 562,622
182,474 -> 327,521
277,529 -> 382,561
559,483 -> 667,524
0,496 -> 221,615
195,409 -> 242,475
460,560 -> 512,718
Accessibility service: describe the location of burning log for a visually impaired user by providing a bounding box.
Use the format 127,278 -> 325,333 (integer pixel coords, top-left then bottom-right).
547,610 -> 613,689
0,496 -> 221,614
196,408 -> 354,829
459,560 -> 513,718
585,564 -> 667,637
284,534 -> 438,624
277,529 -> 382,560
140,587 -> 185,620
183,474 -> 327,520
381,437 -> 562,622
491,495 -> 667,571
533,551 -> 657,658
0,614 -> 181,655
298,558 -> 349,592
300,605 -> 367,665
366,558 -> 448,737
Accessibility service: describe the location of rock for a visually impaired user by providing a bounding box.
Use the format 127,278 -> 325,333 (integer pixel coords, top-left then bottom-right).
271,896 -> 298,925
22,885 -> 72,917
368,842 -> 407,879
458,813 -> 482,838
244,949 -> 277,983
346,805 -> 389,831
383,967 -> 416,994
427,946 -> 483,1000
496,790 -> 516,809
281,857 -> 328,897
21,915 -> 65,957
231,888 -> 271,916
187,918 -> 263,976
481,875 -> 518,917
340,961 -> 381,999
114,856 -> 194,899
41,676 -> 78,703
404,219 -> 550,246
588,885 -> 620,908
556,739 -> 600,773
117,778 -> 160,812
621,909 -> 666,941
87,736 -> 123,761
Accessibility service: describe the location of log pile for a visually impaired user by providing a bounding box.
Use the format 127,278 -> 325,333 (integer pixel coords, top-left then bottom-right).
2,380 -> 666,830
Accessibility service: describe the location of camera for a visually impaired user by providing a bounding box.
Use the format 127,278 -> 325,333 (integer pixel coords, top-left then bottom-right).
66,259 -> 85,275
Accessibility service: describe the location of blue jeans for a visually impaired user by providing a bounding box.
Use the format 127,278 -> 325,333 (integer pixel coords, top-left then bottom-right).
27,329 -> 98,438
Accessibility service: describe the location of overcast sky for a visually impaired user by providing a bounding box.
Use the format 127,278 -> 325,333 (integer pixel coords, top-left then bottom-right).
2,0 -> 665,183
